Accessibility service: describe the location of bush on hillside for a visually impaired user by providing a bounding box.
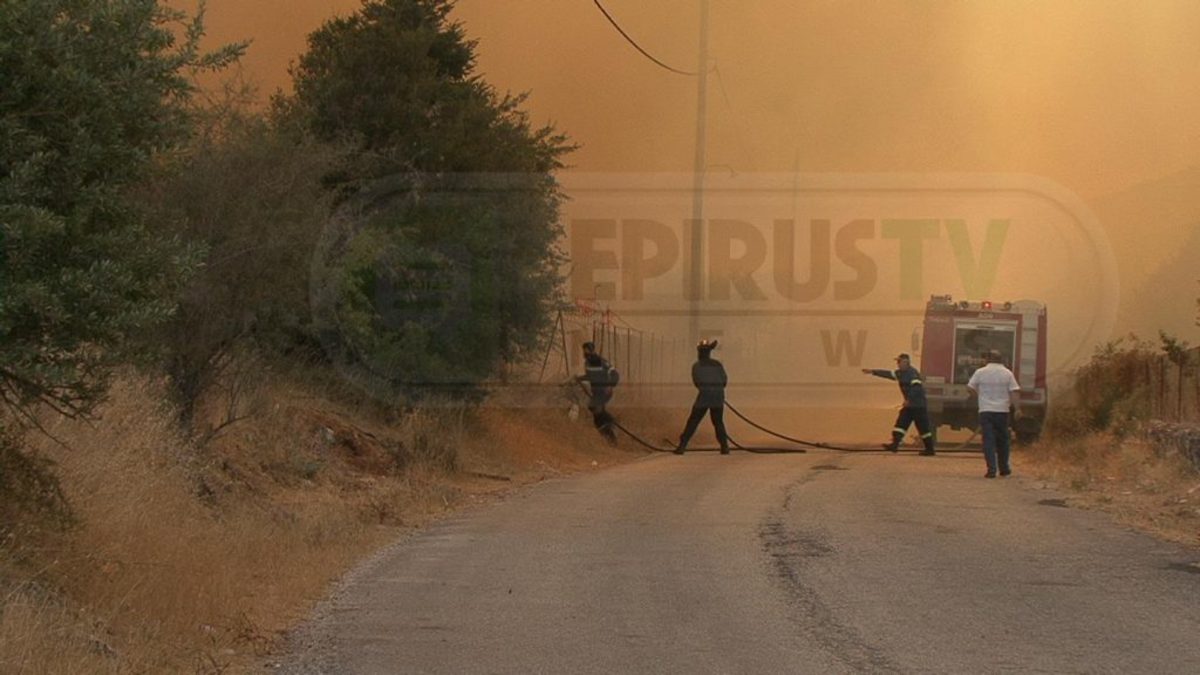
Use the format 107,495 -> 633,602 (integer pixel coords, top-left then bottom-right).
143,105 -> 344,425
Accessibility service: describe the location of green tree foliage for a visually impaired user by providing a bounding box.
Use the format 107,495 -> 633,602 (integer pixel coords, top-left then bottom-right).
143,106 -> 343,424
282,0 -> 573,401
0,1 -> 243,424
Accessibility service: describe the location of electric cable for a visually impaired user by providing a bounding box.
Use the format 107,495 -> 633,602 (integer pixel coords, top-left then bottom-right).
592,0 -> 696,76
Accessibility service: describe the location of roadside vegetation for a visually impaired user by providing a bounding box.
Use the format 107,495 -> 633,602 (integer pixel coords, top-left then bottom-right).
1023,333 -> 1200,546
0,1 -> 644,671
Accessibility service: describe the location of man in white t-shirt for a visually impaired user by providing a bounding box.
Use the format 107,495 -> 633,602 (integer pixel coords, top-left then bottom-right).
966,350 -> 1021,478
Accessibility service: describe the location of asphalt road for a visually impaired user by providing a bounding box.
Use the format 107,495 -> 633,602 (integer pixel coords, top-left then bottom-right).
279,449 -> 1200,674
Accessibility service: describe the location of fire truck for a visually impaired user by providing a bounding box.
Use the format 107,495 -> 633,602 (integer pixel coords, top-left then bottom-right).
919,295 -> 1048,444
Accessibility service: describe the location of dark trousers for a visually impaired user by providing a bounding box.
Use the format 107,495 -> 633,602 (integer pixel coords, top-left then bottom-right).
590,408 -> 616,443
679,404 -> 728,450
589,393 -> 616,444
979,411 -> 1011,474
891,406 -> 934,451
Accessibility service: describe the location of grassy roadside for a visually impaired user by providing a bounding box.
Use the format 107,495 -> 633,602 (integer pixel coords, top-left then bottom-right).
19,376 -> 1196,674
0,377 -> 666,673
1019,433 -> 1200,548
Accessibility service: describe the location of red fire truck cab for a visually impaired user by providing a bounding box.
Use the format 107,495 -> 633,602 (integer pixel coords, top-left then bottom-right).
919,294 -> 1048,444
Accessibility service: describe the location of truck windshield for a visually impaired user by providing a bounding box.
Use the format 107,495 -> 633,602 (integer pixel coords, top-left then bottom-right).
953,324 -> 1017,384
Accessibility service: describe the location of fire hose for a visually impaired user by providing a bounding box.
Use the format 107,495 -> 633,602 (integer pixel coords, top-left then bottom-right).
723,402 -> 986,454
572,381 -> 981,455
572,379 -> 804,454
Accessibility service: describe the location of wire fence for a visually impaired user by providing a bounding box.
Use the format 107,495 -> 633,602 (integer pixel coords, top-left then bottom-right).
1141,346 -> 1200,424
531,301 -> 701,407
540,306 -> 680,379
1135,346 -> 1200,471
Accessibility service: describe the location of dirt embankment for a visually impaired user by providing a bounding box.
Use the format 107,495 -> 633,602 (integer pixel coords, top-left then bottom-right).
0,376 -> 668,673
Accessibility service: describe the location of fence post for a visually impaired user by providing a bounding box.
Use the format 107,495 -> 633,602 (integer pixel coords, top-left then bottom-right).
1178,359 -> 1185,421
1160,356 -> 1168,419
637,332 -> 644,385
1146,360 -> 1155,418
628,326 -> 638,381
1194,348 -> 1200,422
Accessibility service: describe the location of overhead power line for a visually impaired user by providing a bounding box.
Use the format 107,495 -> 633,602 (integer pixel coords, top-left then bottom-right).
592,0 -> 696,76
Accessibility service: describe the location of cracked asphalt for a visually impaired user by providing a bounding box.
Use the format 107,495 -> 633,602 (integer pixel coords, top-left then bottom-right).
278,449 -> 1200,674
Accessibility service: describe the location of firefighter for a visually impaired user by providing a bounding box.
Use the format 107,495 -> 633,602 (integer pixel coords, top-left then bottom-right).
577,342 -> 618,445
862,353 -> 936,455
674,339 -> 730,455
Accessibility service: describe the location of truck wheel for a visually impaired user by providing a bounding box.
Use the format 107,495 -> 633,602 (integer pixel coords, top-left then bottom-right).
1011,414 -> 1041,446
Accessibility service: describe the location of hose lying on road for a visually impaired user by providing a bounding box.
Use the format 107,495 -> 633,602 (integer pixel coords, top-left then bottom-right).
571,379 -> 806,454
950,429 -> 980,450
607,417 -> 807,455
724,401 -> 865,452
726,401 -> 985,454
571,380 -> 981,455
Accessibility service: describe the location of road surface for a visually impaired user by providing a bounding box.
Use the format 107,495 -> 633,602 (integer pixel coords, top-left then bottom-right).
279,448 -> 1200,674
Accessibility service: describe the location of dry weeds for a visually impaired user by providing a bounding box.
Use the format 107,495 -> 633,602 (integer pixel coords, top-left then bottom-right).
0,376 -> 650,673
1021,432 -> 1200,547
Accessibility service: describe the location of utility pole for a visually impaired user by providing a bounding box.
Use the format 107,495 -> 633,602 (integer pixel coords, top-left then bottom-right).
688,0 -> 709,342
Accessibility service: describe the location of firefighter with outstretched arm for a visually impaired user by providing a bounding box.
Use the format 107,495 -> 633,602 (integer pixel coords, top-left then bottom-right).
674,339 -> 730,455
577,342 -> 618,445
862,352 -> 936,455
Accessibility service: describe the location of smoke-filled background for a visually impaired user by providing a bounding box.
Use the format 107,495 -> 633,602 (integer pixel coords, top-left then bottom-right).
191,0 -> 1200,373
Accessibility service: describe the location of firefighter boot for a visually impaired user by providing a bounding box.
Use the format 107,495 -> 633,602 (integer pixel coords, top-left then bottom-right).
919,434 -> 936,456
882,430 -> 902,453
600,424 -> 618,447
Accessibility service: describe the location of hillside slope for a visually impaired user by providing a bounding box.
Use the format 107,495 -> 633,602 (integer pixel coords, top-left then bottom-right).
0,376 -> 664,673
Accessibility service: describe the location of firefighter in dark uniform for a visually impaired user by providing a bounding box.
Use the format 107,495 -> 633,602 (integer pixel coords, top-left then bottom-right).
862,353 -> 936,455
577,342 -> 618,445
674,339 -> 730,455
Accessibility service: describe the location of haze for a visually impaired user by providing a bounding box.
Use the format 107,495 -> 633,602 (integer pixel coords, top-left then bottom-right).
189,0 -> 1200,361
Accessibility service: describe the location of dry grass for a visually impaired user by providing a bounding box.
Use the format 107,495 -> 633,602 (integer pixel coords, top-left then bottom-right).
0,377 -> 650,673
2,381 -> 382,672
1021,432 -> 1200,547
0,583 -> 117,674
458,406 -> 641,479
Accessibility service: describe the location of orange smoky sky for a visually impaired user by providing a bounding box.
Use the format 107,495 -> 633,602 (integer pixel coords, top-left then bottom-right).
187,0 -> 1200,341
188,0 -> 1200,199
